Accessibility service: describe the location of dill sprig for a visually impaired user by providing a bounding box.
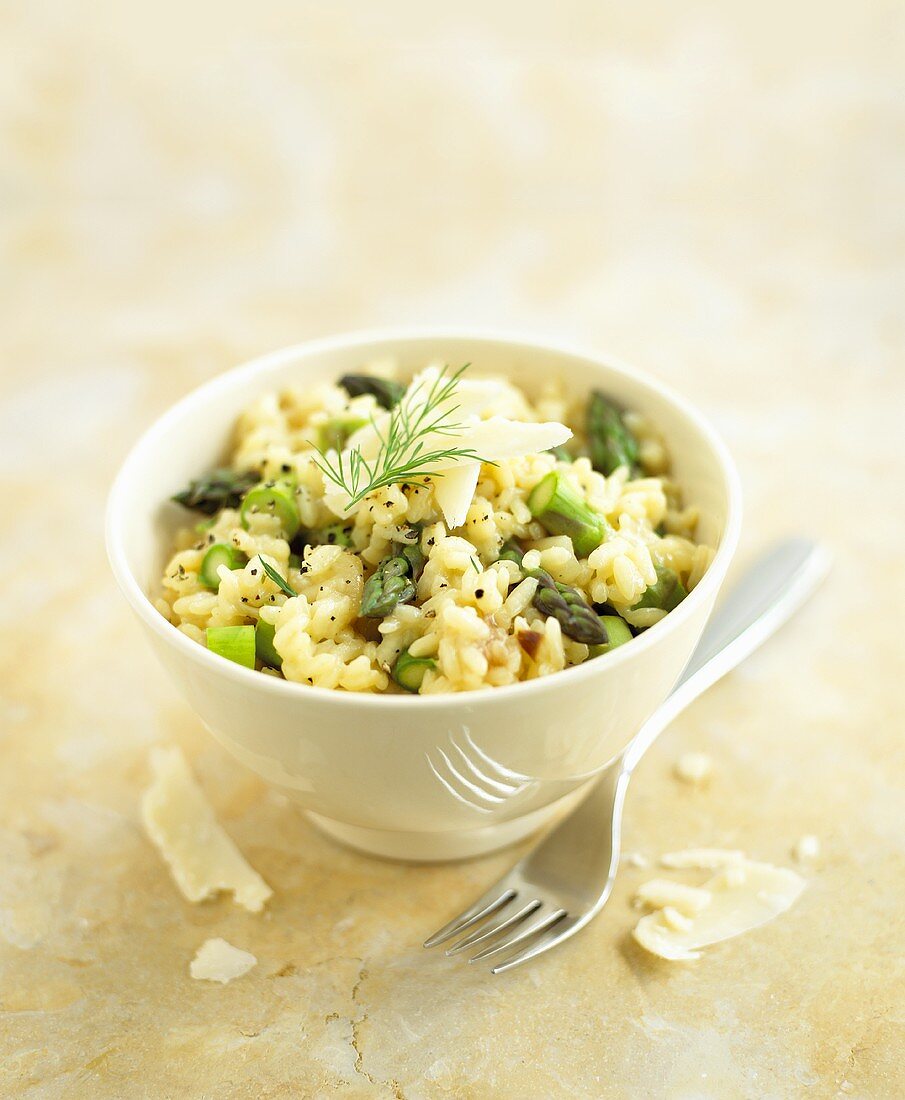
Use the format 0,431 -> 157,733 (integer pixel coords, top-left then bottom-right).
259,558 -> 297,597
313,365 -> 493,508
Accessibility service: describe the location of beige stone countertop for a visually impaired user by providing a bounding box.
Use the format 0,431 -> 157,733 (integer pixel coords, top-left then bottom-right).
1,3 -> 903,1097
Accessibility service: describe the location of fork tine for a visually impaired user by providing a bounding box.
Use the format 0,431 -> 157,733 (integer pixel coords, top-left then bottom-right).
422,888 -> 516,948
467,908 -> 567,963
490,915 -> 581,974
445,899 -> 540,956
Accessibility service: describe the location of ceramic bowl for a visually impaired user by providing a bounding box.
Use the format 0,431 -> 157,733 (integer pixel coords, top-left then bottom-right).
106,329 -> 741,861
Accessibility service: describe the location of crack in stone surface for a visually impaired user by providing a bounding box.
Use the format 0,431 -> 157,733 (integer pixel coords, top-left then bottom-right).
348,963 -> 406,1099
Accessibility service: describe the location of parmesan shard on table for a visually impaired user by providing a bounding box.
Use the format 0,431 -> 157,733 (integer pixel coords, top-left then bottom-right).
633,860 -> 806,961
190,937 -> 257,983
634,878 -> 713,916
141,747 -> 272,913
673,752 -> 713,785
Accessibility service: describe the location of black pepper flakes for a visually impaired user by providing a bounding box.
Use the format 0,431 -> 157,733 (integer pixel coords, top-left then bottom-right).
475,588 -> 484,598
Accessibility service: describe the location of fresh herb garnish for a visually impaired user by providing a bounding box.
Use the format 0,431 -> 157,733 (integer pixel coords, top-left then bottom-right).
314,365 -> 495,509
259,559 -> 297,598
172,468 -> 259,515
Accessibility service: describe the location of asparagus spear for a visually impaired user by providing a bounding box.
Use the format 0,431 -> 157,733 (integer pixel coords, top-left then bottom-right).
527,471 -> 610,558
587,615 -> 633,658
206,625 -> 256,668
360,554 -> 417,618
254,620 -> 282,669
531,569 -> 609,645
172,468 -> 259,515
400,542 -> 425,580
199,544 -> 248,590
586,392 -> 640,475
307,523 -> 355,548
338,374 -> 406,409
239,478 -> 301,539
497,539 -> 525,566
317,416 -> 368,453
391,648 -> 436,692
634,566 -> 687,612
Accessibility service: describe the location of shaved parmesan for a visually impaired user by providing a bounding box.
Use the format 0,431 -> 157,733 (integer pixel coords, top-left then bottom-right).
634,879 -> 712,916
432,463 -> 481,530
190,938 -> 257,983
793,835 -> 820,861
674,752 -> 713,784
142,747 -> 272,913
660,848 -> 746,870
633,861 -> 806,961
661,906 -> 694,933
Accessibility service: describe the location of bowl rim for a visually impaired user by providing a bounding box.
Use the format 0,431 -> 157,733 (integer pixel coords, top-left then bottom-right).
106,326 -> 742,710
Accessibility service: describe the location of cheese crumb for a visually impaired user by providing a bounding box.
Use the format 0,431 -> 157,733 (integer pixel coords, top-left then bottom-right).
674,752 -> 713,785
624,852 -> 650,869
142,747 -> 272,912
661,906 -> 694,933
793,835 -> 820,861
633,860 -> 805,962
660,848 -> 746,870
635,879 -> 712,916
190,938 -> 257,983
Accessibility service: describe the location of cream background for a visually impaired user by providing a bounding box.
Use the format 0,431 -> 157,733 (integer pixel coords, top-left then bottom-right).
1,2 -> 903,1097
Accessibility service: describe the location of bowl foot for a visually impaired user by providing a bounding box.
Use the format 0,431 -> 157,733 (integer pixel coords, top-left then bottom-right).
305,784 -> 591,862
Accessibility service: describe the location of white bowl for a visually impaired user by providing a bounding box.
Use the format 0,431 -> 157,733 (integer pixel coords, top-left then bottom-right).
107,329 -> 741,861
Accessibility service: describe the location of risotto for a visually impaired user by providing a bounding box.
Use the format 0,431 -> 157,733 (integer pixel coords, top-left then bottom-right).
157,363 -> 713,694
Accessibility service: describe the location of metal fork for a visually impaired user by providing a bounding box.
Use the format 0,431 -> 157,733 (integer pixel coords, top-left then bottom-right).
424,539 -> 831,973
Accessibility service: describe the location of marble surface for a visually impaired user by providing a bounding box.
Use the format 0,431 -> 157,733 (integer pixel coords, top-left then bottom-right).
1,3 -> 903,1096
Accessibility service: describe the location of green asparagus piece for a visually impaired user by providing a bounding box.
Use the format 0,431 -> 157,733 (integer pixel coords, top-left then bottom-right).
317,416 -> 368,453
206,625 -> 256,668
527,471 -> 609,558
497,539 -> 524,565
239,478 -> 301,539
307,523 -> 355,548
587,615 -> 633,658
586,392 -> 640,475
338,374 -> 406,409
254,619 -> 282,669
391,648 -> 436,692
531,569 -> 608,645
173,468 -> 259,515
401,542 -> 425,580
199,544 -> 248,590
634,566 -> 687,612
359,555 -> 417,618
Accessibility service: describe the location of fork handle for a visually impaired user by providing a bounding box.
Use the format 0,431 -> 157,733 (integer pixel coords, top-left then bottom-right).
621,538 -> 831,774
564,539 -> 830,925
